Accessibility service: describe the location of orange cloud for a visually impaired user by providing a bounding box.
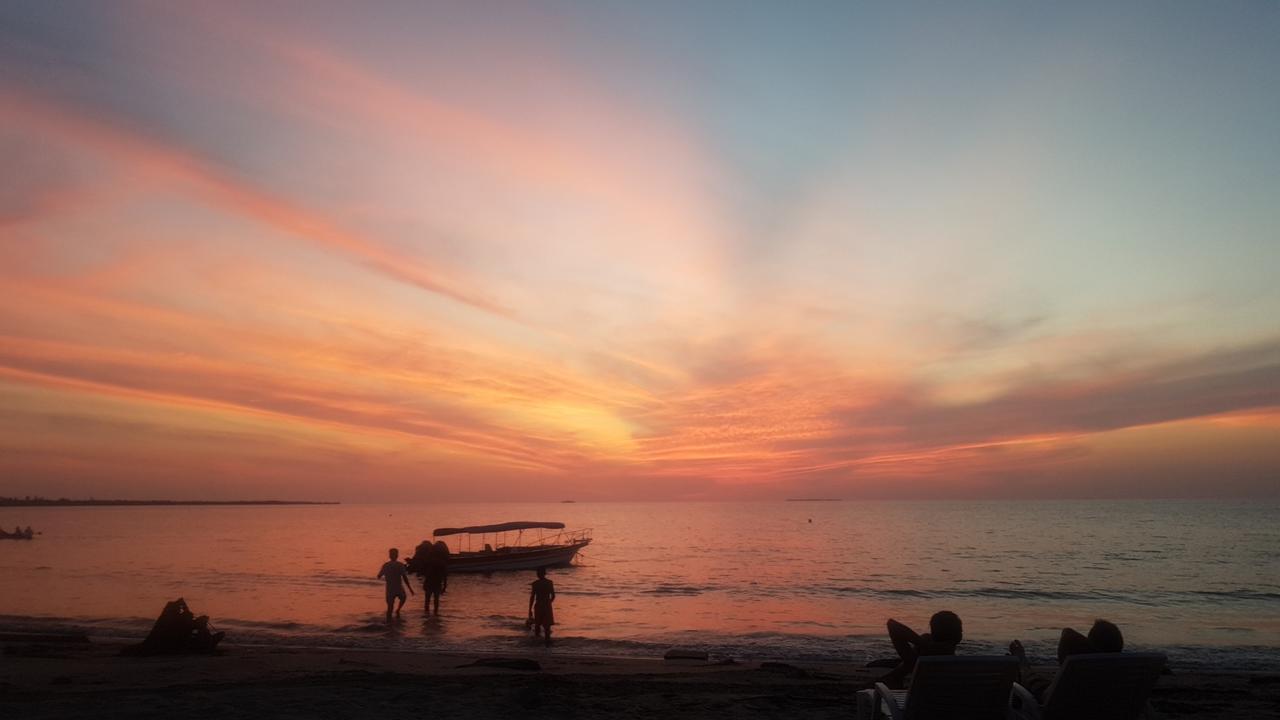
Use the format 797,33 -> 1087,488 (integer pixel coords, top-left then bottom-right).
0,87 -> 509,317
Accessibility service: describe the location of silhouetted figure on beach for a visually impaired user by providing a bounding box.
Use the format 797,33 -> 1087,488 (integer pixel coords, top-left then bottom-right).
422,540 -> 449,616
377,547 -> 414,621
126,598 -> 223,655
1009,619 -> 1125,700
529,566 -> 556,647
877,610 -> 964,688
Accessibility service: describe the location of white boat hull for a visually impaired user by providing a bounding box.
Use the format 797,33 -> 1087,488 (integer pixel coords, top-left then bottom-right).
447,539 -> 590,573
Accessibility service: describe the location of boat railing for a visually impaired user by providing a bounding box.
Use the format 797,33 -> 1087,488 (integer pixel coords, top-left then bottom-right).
532,527 -> 591,547
447,527 -> 591,553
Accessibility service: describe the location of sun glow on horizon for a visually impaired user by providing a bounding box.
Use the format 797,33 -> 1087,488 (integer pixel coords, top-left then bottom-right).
1,2 -> 1277,501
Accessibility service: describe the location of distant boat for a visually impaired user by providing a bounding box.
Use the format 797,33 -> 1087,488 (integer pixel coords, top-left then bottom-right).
427,521 -> 591,573
561,500 -> 576,503
0,528 -> 35,540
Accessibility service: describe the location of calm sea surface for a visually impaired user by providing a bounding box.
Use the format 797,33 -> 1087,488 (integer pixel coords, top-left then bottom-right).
1,501 -> 1276,669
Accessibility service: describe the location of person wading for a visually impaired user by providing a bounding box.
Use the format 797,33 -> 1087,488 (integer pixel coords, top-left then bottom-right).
377,548 -> 414,622
528,567 -> 556,647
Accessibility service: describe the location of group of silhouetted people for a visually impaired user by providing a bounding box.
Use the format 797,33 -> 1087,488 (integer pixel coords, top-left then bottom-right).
875,610 -> 1127,700
378,541 -> 454,621
125,597 -> 224,656
377,546 -> 557,645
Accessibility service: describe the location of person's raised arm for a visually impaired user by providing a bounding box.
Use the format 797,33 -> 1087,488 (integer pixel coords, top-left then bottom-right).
887,618 -> 922,662
887,618 -> 920,646
1057,627 -> 1091,664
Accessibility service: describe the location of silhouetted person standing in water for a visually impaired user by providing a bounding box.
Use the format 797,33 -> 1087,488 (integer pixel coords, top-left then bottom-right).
377,548 -> 414,622
529,567 -> 556,647
423,540 -> 449,616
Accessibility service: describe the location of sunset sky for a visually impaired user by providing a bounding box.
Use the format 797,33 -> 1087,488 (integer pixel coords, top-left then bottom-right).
1,2 -> 1277,501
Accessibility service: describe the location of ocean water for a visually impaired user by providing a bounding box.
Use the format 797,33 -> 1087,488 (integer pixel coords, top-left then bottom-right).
1,500 -> 1277,669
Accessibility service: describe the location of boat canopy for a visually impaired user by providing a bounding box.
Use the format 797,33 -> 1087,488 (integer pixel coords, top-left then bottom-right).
433,521 -> 566,537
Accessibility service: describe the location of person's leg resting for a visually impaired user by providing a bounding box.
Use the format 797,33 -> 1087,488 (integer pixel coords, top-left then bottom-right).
878,660 -> 912,689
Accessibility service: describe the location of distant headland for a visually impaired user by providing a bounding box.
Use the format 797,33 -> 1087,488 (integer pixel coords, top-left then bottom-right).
784,498 -> 842,502
0,497 -> 339,507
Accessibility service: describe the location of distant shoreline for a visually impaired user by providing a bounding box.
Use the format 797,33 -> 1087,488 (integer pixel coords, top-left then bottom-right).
0,499 -> 339,507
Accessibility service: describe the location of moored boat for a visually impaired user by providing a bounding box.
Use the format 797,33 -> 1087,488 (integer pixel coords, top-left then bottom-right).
426,521 -> 590,573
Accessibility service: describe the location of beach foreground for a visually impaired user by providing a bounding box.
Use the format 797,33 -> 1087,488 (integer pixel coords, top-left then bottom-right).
2,639 -> 1276,719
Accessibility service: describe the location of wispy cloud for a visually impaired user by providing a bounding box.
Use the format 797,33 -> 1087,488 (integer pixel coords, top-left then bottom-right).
1,3 -> 1277,499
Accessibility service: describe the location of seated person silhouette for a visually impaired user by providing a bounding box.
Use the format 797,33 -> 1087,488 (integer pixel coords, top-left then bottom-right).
129,598 -> 224,655
1009,619 -> 1125,701
877,610 -> 963,688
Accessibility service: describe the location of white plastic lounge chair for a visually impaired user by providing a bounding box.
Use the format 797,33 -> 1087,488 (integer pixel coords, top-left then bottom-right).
856,655 -> 1021,720
1009,652 -> 1166,720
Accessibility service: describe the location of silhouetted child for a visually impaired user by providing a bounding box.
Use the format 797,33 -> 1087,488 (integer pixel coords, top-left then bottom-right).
877,610 -> 963,688
377,547 -> 414,621
1009,619 -> 1125,700
528,567 -> 556,647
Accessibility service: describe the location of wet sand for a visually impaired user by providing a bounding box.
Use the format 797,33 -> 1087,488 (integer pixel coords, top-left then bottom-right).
1,639 -> 1276,719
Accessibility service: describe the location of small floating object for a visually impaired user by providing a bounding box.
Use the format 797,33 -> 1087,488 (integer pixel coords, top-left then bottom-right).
663,648 -> 709,661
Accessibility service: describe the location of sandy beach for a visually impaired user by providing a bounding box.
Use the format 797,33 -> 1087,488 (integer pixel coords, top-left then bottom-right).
2,637 -> 1276,719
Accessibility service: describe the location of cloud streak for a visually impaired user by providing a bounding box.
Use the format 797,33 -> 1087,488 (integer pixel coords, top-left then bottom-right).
1,3 -> 1277,499
0,87 -> 511,317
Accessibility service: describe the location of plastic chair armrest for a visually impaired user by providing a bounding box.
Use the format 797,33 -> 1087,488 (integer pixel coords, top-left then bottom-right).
1010,682 -> 1041,720
874,682 -> 905,720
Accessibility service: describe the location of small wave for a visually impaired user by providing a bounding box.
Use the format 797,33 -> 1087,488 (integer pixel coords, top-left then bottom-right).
220,619 -> 308,631
1190,589 -> 1280,602
810,585 -> 1280,606
642,584 -> 710,596
333,622 -> 395,634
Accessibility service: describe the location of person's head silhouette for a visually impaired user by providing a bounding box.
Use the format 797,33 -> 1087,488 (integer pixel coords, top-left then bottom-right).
1088,619 -> 1124,652
929,610 -> 963,646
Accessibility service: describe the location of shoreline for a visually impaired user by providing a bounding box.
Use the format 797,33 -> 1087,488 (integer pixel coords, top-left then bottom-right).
3,613 -> 1278,673
2,638 -> 1277,719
